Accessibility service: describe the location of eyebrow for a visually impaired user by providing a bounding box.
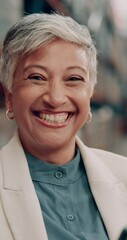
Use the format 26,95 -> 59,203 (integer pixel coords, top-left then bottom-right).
23,65 -> 48,74
67,66 -> 87,75
23,64 -> 87,75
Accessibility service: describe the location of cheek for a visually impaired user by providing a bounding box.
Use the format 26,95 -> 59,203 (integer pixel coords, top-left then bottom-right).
11,91 -> 32,114
75,91 -> 91,127
13,85 -> 40,104
76,89 -> 91,109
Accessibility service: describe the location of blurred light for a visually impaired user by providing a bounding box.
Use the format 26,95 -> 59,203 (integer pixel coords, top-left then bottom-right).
111,0 -> 127,36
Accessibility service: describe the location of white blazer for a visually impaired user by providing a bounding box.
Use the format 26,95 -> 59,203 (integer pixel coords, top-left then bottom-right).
0,131 -> 127,240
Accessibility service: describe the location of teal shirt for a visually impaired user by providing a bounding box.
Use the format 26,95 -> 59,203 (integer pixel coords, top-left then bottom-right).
26,148 -> 109,240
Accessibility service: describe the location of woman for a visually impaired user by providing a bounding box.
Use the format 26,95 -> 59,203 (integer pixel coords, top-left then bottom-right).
0,13 -> 127,240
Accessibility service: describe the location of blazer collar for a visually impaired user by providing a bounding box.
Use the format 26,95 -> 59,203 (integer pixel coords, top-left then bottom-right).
1,131 -> 48,240
76,137 -> 127,240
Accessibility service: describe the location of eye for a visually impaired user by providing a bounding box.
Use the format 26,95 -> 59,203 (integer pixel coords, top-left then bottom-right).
68,76 -> 84,82
27,74 -> 46,81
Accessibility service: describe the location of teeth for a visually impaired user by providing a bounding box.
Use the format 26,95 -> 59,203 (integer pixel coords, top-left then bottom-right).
38,113 -> 68,124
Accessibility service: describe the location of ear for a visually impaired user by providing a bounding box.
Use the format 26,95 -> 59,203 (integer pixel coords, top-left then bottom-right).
3,86 -> 13,111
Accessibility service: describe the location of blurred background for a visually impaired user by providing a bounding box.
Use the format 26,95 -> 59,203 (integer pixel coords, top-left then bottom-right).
0,0 -> 127,156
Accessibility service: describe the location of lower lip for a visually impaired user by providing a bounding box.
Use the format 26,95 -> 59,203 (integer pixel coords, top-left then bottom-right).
33,114 -> 73,128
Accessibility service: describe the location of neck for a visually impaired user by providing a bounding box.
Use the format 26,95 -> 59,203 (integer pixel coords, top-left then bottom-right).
21,138 -> 76,165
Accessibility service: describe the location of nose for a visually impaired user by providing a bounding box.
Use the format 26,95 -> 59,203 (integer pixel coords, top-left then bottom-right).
42,80 -> 67,108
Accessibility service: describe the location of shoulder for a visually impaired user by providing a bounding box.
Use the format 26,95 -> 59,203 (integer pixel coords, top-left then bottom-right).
0,149 -> 3,188
91,147 -> 127,167
91,147 -> 127,162
77,135 -> 127,163
0,129 -> 20,153
76,136 -> 127,183
91,148 -> 127,183
0,130 -> 22,182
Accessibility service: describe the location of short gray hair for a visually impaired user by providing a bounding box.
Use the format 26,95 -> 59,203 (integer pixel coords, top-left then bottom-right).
0,13 -> 97,91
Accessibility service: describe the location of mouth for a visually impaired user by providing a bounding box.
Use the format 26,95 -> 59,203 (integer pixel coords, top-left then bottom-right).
32,111 -> 73,126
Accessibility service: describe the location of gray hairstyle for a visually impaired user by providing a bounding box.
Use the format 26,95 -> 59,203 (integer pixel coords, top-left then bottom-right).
0,13 -> 97,91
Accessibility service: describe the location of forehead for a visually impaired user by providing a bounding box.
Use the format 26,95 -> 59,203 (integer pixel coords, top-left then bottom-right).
20,40 -> 89,70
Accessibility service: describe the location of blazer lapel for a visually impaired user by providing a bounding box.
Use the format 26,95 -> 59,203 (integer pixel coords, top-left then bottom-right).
2,132 -> 127,240
1,131 -> 48,240
76,137 -> 127,240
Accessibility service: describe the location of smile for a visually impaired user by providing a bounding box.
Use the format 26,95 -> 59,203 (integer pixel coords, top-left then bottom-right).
33,111 -> 71,126
39,112 -> 68,123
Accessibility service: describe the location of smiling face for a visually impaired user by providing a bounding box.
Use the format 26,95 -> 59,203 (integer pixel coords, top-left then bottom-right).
5,40 -> 93,164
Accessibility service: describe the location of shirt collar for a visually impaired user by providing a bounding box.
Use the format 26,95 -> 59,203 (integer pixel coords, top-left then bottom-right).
25,147 -> 85,186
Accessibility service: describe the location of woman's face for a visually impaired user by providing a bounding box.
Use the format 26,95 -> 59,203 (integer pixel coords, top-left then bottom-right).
5,40 -> 93,163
